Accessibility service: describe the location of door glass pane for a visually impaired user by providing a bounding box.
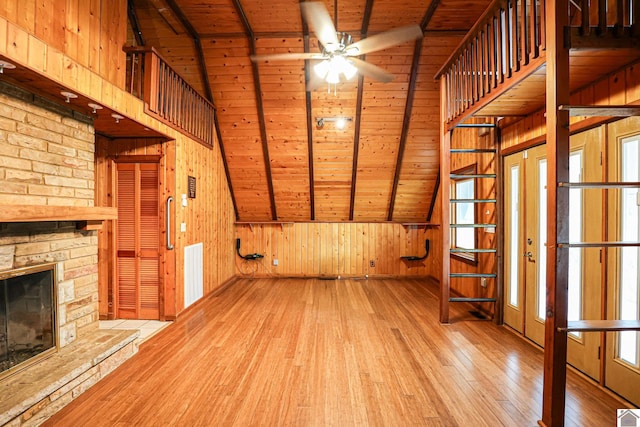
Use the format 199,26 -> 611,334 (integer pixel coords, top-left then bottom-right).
509,165 -> 520,307
619,136 -> 639,366
455,179 -> 475,249
538,159 -> 548,320
568,151 -> 583,338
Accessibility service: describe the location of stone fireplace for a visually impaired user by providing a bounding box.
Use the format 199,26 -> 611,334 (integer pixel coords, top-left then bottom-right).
0,81 -> 138,425
0,263 -> 56,378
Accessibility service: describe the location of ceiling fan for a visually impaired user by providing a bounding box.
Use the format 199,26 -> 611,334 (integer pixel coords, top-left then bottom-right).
250,2 -> 423,91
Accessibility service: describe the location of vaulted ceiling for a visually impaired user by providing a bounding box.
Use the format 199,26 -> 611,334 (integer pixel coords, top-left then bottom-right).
128,0 -> 492,222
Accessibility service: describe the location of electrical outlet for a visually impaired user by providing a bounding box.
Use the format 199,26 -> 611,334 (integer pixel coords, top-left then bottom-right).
481,277 -> 487,288
369,260 -> 375,267
273,259 -> 278,266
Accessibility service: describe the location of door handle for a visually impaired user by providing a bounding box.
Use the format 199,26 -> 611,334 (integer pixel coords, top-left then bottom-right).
166,196 -> 174,250
523,251 -> 535,262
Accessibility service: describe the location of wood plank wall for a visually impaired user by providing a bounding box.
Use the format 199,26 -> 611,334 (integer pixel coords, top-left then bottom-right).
234,222 -> 439,279
0,0 -> 127,89
95,134 -> 237,318
174,133 -> 236,312
501,61 -> 640,149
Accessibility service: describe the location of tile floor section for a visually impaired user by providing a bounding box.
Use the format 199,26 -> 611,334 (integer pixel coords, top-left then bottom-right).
99,319 -> 172,345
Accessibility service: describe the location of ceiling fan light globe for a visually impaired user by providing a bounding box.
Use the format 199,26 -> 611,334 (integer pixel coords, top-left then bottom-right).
326,68 -> 340,84
342,60 -> 358,80
314,60 -> 330,78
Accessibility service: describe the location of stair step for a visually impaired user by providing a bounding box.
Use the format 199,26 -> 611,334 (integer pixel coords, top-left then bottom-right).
450,148 -> 497,153
450,273 -> 497,278
449,297 -> 497,303
450,198 -> 497,203
450,173 -> 496,179
450,248 -> 497,253
450,223 -> 496,228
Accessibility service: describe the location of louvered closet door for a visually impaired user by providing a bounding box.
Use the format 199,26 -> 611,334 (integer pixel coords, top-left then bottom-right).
117,163 -> 160,320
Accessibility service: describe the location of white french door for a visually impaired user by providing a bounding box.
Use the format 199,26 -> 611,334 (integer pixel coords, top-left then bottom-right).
606,118 -> 640,405
503,127 -> 602,380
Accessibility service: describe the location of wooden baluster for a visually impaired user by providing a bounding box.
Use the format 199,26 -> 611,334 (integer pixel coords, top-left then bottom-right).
530,0 -> 540,58
470,41 -> 476,104
520,0 -> 529,65
488,19 -> 496,90
581,0 -> 591,35
539,0 -> 546,50
475,36 -> 482,101
445,70 -> 455,122
634,0 -> 640,35
616,0 -> 625,31
481,30 -> 487,97
507,0 -> 520,73
598,0 -> 607,33
511,0 -> 520,72
496,12 -> 504,84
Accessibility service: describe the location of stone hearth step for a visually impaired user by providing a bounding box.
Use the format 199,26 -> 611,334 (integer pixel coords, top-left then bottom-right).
0,329 -> 139,426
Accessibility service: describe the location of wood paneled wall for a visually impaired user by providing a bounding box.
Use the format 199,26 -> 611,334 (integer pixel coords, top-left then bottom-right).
95,134 -> 237,318
0,0 -> 127,89
174,133 -> 236,312
234,222 -> 438,278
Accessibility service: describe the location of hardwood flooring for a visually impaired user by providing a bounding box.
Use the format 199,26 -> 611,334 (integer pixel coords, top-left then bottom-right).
44,278 -> 629,426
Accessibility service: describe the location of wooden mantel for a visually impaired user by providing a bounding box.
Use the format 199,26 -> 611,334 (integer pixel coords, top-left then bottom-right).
0,205 -> 118,230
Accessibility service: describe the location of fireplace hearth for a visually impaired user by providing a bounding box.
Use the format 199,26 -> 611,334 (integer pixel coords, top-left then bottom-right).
0,264 -> 56,378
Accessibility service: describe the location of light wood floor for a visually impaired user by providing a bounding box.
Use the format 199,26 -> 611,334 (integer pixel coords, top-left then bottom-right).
45,278 -> 629,426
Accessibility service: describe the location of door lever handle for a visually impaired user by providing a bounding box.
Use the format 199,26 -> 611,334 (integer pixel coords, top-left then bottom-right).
523,251 -> 535,262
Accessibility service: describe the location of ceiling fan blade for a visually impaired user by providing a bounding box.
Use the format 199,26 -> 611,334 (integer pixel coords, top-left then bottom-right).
301,2 -> 339,50
250,52 -> 322,62
349,58 -> 394,83
347,25 -> 423,55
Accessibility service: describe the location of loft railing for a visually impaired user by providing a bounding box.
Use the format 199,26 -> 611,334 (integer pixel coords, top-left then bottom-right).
436,0 -> 640,125
124,46 -> 215,148
436,0 -> 545,125
568,0 -> 640,46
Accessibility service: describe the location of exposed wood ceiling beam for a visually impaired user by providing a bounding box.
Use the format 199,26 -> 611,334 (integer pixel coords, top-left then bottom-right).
214,114 -> 239,221
164,0 -> 213,103
232,0 -> 278,220
157,0 -> 238,219
421,0 -> 445,221
421,0 -> 443,28
427,172 -> 440,222
127,0 -> 145,46
387,0 -> 440,221
387,38 -> 423,221
301,1 -> 315,220
349,0 -> 374,220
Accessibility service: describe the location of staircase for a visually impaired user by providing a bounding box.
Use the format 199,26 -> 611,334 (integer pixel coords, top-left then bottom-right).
439,123 -> 502,323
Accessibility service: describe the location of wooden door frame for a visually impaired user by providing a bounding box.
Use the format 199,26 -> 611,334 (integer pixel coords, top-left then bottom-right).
114,157 -> 162,320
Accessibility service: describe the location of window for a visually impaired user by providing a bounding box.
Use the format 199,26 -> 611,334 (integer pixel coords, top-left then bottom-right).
451,165 -> 477,263
618,134 -> 639,367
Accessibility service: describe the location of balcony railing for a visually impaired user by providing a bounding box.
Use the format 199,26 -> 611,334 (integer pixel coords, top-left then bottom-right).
436,0 -> 640,125
125,47 -> 215,148
436,0 -> 545,124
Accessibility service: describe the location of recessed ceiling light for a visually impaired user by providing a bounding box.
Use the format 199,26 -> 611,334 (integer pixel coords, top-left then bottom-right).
60,91 -> 78,103
0,60 -> 16,73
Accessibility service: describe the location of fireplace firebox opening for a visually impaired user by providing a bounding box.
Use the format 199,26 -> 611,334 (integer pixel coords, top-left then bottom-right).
0,263 -> 57,380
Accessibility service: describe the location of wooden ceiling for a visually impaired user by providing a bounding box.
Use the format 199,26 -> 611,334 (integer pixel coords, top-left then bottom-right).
128,0 -> 492,222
